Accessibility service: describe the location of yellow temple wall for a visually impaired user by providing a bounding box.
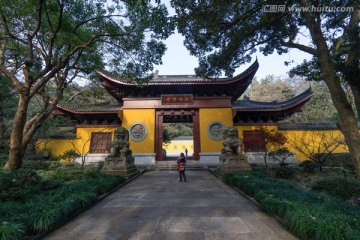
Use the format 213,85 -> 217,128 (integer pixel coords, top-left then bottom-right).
37,112 -> 349,163
37,126 -> 118,158
233,125 -> 348,161
281,129 -> 347,160
199,108 -> 233,152
37,139 -> 77,158
163,140 -> 194,157
121,109 -> 155,153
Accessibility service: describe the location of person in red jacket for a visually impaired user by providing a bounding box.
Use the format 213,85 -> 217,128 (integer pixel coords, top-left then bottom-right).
177,152 -> 186,182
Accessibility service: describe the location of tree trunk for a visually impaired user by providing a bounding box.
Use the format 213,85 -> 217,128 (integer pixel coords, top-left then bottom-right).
22,104 -> 57,150
349,84 -> 360,119
300,1 -> 360,178
4,95 -> 30,170
316,54 -> 360,178
317,50 -> 360,180
0,107 -> 6,152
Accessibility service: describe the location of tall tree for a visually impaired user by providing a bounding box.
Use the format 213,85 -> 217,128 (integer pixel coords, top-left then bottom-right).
0,0 -> 174,170
0,74 -> 16,152
172,0 -> 360,178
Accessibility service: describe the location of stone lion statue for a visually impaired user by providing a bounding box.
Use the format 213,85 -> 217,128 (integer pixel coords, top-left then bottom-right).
109,127 -> 132,158
221,126 -> 243,155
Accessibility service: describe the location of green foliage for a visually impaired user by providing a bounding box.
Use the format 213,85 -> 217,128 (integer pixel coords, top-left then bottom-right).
0,169 -> 61,201
162,128 -> 171,144
275,167 -> 296,179
224,171 -> 360,239
59,149 -> 81,162
22,160 -> 61,170
1,0 -> 175,170
311,177 -> 360,201
0,169 -> 41,188
0,221 -> 25,240
323,153 -> 355,170
268,147 -> 292,166
0,166 -> 125,238
163,123 -> 193,139
299,160 -> 318,173
39,167 -> 99,183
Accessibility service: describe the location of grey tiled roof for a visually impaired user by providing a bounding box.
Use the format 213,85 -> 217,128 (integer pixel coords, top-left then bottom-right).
233,88 -> 312,110
97,60 -> 259,85
56,103 -> 121,113
278,122 -> 360,130
278,122 -> 338,130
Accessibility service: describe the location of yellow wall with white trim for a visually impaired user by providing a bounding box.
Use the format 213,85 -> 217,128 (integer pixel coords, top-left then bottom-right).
121,109 -> 155,153
37,108 -> 349,162
199,108 -> 233,153
37,126 -> 118,158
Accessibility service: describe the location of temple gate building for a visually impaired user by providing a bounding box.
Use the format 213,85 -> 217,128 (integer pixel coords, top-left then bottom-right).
38,60 -> 346,167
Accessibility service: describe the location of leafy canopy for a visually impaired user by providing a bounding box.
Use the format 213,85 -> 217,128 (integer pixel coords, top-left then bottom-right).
0,0 -> 175,82
172,0 -> 359,79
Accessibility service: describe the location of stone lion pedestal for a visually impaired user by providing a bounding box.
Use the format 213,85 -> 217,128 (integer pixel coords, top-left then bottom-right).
216,126 -> 251,173
101,127 -> 140,179
218,154 -> 251,172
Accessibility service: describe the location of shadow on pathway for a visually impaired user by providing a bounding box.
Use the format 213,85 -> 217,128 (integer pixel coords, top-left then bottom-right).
44,171 -> 297,240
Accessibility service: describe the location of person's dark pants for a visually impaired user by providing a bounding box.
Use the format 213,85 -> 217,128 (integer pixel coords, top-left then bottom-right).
179,170 -> 186,182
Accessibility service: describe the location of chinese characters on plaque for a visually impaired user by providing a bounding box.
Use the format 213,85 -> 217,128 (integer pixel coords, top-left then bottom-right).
161,94 -> 193,105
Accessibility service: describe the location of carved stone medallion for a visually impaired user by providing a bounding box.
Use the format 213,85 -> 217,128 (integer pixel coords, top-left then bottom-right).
129,122 -> 147,142
207,121 -> 225,141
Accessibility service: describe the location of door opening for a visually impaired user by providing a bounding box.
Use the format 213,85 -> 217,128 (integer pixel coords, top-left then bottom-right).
155,109 -> 200,160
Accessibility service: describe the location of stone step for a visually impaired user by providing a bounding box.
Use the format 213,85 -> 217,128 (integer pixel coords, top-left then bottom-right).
153,160 -> 206,171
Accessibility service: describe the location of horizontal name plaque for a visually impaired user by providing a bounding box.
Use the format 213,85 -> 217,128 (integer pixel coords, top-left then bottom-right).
161,94 -> 193,105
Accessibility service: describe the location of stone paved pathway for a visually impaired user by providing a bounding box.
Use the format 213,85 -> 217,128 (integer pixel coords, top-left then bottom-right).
44,171 -> 297,240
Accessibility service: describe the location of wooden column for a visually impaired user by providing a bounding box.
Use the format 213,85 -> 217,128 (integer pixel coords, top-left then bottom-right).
192,110 -> 200,160
155,111 -> 164,161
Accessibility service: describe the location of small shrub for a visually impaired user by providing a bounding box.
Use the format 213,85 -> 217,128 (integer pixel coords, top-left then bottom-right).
0,169 -> 60,200
59,149 -> 80,162
61,161 -> 80,168
299,160 -> 318,173
0,169 -> 41,188
23,160 -> 51,170
48,161 -> 62,170
268,147 -> 292,166
323,153 -> 354,170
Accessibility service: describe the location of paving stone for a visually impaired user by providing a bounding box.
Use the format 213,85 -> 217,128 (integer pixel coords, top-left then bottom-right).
43,171 -> 297,240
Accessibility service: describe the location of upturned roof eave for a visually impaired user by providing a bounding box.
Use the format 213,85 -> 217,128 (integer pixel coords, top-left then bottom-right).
96,59 -> 259,86
55,104 -> 121,115
232,88 -> 313,112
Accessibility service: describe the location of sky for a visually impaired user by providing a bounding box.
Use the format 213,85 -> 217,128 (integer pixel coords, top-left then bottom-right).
154,30 -> 313,80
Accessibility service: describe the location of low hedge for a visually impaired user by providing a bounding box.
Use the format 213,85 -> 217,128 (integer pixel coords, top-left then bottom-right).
0,168 -> 126,239
223,171 -> 360,240
311,177 -> 360,201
